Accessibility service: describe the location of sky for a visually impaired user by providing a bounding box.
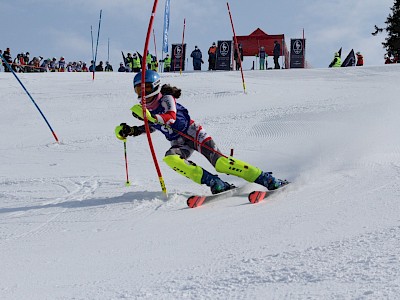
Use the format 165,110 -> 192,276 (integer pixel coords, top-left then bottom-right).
1,63 -> 400,298
0,0 -> 394,69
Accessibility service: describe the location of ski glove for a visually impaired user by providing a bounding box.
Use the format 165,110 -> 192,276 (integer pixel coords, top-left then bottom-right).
115,123 -> 142,141
130,104 -> 157,123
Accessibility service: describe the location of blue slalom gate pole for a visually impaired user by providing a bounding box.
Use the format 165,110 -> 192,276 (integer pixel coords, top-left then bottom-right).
92,9 -> 102,80
0,53 -> 59,143
91,25 -> 95,77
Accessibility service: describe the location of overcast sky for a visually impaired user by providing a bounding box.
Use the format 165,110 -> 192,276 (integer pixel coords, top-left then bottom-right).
0,0 -> 394,69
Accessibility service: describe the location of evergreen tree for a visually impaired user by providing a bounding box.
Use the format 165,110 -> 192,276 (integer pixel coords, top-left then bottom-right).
372,0 -> 400,56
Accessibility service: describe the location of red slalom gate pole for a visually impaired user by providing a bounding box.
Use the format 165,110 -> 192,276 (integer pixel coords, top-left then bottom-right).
141,0 -> 168,197
180,18 -> 186,75
124,141 -> 131,186
227,2 -> 246,93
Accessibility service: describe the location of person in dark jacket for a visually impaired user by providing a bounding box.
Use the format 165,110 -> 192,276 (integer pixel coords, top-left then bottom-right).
2,48 -> 12,72
95,61 -> 104,71
234,44 -> 243,70
273,41 -> 281,69
208,42 -> 217,70
105,61 -> 113,72
89,60 -> 95,72
118,62 -> 126,72
190,46 -> 203,71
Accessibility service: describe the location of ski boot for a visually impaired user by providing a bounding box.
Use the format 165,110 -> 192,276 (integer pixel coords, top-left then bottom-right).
254,171 -> 289,190
202,169 -> 235,194
209,177 -> 235,194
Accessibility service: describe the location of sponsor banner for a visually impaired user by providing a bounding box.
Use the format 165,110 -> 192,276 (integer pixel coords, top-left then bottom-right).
171,44 -> 186,71
216,40 -> 232,71
162,0 -> 171,53
290,39 -> 306,68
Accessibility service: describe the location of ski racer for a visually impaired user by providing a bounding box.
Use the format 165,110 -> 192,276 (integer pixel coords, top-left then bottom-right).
115,70 -> 288,194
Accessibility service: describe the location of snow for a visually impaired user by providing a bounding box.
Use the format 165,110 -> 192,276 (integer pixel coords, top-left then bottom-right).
1,65 -> 400,299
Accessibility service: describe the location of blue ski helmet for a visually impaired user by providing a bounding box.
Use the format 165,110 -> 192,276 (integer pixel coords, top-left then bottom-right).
133,70 -> 161,99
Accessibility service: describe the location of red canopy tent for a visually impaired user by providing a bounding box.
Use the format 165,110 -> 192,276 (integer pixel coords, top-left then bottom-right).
236,28 -> 284,56
235,28 -> 289,68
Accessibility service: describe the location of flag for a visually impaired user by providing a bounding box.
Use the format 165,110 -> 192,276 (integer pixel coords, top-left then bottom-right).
121,51 -> 126,66
338,47 -> 342,58
162,0 -> 171,53
341,49 -> 355,67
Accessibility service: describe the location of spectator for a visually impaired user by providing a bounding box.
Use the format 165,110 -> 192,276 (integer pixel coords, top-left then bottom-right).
118,62 -> 126,72
75,61 -> 82,72
29,57 -> 40,72
72,62 -> 78,72
190,45 -> 203,71
273,40 -> 281,69
356,52 -> 364,66
18,53 -> 26,72
105,61 -> 113,72
150,55 -> 158,71
208,42 -> 217,70
132,53 -> 141,72
22,53 -> 31,72
13,54 -> 21,72
329,52 -> 342,68
259,46 -> 266,70
89,60 -> 95,72
82,62 -> 89,72
146,51 -> 153,70
58,57 -> 66,72
49,58 -> 57,72
234,44 -> 243,71
159,54 -> 171,72
125,53 -> 133,72
40,58 -> 50,72
66,62 -> 73,72
95,61 -> 104,71
2,48 -> 12,72
24,52 -> 30,67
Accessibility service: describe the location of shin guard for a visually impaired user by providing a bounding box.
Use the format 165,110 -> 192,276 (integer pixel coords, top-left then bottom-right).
215,156 -> 262,182
163,155 -> 203,184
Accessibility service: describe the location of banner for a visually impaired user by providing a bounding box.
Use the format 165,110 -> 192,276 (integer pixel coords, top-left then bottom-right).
216,40 -> 232,70
162,0 -> 171,53
290,39 -> 306,68
171,43 -> 186,71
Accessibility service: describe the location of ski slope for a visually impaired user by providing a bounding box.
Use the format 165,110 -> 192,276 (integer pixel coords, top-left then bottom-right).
1,65 -> 400,299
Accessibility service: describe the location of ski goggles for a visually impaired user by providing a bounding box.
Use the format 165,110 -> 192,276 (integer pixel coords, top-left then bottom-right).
134,83 -> 154,95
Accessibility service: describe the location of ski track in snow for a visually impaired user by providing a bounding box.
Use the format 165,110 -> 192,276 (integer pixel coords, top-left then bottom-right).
131,225 -> 400,300
1,67 -> 400,299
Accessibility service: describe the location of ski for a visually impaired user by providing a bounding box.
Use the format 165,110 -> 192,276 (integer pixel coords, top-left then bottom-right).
248,190 -> 270,204
248,182 -> 290,204
187,185 -> 249,208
